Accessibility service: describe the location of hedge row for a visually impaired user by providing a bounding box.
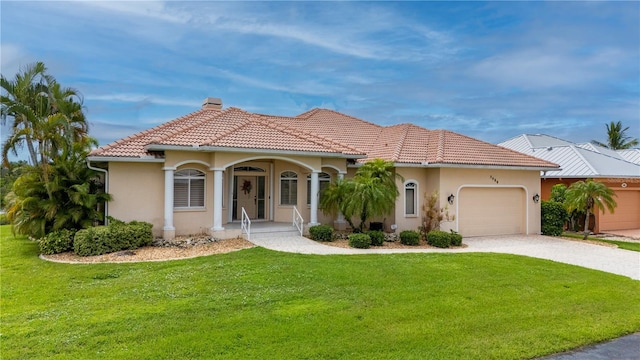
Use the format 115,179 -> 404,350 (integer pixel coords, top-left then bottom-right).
38,219 -> 153,256
74,221 -> 153,256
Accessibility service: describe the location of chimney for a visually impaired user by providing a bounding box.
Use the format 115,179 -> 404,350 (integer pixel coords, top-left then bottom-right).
202,97 -> 222,110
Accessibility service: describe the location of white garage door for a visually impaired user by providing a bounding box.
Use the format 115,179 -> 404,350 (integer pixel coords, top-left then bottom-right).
458,187 -> 526,237
600,190 -> 640,231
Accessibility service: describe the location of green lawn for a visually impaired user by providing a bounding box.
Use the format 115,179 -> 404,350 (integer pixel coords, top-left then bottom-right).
562,232 -> 640,252
2,226 -> 639,359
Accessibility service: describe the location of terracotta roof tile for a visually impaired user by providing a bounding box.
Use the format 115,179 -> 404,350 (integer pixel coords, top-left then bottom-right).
90,104 -> 558,169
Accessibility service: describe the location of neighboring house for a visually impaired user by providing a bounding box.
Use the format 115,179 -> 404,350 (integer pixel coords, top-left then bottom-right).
89,98 -> 558,240
499,134 -> 640,232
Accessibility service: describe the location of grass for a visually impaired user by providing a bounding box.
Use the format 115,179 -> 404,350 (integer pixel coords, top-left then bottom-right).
2,225 -> 639,359
562,232 -> 640,252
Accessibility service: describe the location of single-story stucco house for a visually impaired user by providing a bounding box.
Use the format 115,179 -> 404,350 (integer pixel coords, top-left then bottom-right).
88,98 -> 558,240
499,134 -> 640,232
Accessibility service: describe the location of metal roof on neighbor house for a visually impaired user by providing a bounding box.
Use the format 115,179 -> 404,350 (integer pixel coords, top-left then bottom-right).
499,134 -> 640,178
617,149 -> 640,165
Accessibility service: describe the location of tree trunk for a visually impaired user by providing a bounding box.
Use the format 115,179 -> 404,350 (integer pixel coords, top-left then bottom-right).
26,138 -> 38,167
582,209 -> 591,240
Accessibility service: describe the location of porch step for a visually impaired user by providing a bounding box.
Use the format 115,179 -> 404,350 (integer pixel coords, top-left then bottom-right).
249,227 -> 302,239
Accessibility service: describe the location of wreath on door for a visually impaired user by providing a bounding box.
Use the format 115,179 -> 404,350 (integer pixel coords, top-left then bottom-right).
241,179 -> 252,195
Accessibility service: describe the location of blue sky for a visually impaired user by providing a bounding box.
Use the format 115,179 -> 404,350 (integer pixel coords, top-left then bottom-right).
1,1 -> 639,155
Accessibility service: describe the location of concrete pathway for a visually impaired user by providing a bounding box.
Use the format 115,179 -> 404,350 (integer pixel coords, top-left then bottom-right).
248,234 -> 640,280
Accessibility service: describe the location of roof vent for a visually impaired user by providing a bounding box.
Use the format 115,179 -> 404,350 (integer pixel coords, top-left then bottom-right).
202,97 -> 222,110
547,146 -> 552,151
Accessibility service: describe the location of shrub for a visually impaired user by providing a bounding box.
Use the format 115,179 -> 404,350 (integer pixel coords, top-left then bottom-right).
427,230 -> 451,248
400,230 -> 420,246
449,230 -> 463,246
74,226 -> 111,256
0,213 -> 8,225
73,220 -> 153,256
348,233 -> 371,249
39,229 -> 76,255
541,201 -> 567,236
109,220 -> 153,249
367,230 -> 385,246
309,224 -> 333,242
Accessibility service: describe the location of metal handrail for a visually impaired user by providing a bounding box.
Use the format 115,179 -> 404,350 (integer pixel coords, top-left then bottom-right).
241,207 -> 251,240
292,205 -> 304,236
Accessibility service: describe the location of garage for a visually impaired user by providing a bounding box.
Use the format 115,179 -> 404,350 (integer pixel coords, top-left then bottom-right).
599,190 -> 640,231
458,187 -> 526,237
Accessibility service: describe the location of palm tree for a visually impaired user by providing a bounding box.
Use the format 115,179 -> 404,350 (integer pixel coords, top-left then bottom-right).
1,61 -> 52,166
320,159 -> 400,232
564,179 -> 617,240
5,138 -> 110,238
1,62 -> 87,167
591,121 -> 639,150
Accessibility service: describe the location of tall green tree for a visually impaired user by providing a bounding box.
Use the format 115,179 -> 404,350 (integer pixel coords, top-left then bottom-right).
320,159 -> 401,232
591,121 -> 639,150
564,179 -> 617,240
1,61 -> 87,167
2,62 -> 108,238
5,139 -> 110,238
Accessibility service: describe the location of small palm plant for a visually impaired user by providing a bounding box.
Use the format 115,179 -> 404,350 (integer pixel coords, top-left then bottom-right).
564,179 -> 617,240
320,159 -> 401,233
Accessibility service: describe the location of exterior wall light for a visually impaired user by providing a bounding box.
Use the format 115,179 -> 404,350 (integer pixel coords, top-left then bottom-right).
447,194 -> 455,205
532,193 -> 540,203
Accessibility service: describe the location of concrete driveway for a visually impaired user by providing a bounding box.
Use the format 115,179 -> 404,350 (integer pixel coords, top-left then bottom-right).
248,234 -> 640,280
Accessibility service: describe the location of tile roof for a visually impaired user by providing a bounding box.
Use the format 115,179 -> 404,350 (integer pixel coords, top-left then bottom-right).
90,105 -> 558,169
499,134 -> 640,178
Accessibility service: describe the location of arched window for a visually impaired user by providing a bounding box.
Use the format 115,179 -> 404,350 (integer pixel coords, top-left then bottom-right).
307,172 -> 331,205
174,169 -> 205,208
280,171 -> 298,205
405,181 -> 417,216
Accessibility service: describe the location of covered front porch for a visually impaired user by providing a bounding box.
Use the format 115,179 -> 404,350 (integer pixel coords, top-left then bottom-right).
160,151 -> 350,240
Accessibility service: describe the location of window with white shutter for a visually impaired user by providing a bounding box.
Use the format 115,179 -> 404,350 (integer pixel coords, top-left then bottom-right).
174,169 -> 205,208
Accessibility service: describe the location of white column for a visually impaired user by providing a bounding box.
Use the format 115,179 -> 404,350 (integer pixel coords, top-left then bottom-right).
269,163 -> 274,221
163,168 -> 175,240
309,171 -> 320,226
227,167 -> 234,223
212,169 -> 224,231
334,172 -> 347,230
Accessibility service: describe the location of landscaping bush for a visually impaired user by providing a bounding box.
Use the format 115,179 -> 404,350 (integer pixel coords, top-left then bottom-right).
309,224 -> 333,242
400,230 -> 420,246
74,226 -> 111,256
39,229 -> 76,255
109,220 -> 153,249
367,230 -> 385,246
73,220 -> 153,256
0,213 -> 8,225
449,230 -> 463,246
348,233 -> 371,249
541,200 -> 567,236
427,230 -> 451,248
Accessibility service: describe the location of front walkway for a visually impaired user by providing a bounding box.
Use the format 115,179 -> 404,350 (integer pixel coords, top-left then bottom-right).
248,234 -> 640,280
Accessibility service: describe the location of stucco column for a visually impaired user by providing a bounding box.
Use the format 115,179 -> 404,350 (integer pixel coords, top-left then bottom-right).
163,167 -> 175,240
334,172 -> 347,230
212,169 -> 224,231
227,167 -> 234,223
309,171 -> 320,226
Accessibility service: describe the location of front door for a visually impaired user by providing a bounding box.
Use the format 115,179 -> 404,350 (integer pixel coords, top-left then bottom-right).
234,176 -> 266,220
